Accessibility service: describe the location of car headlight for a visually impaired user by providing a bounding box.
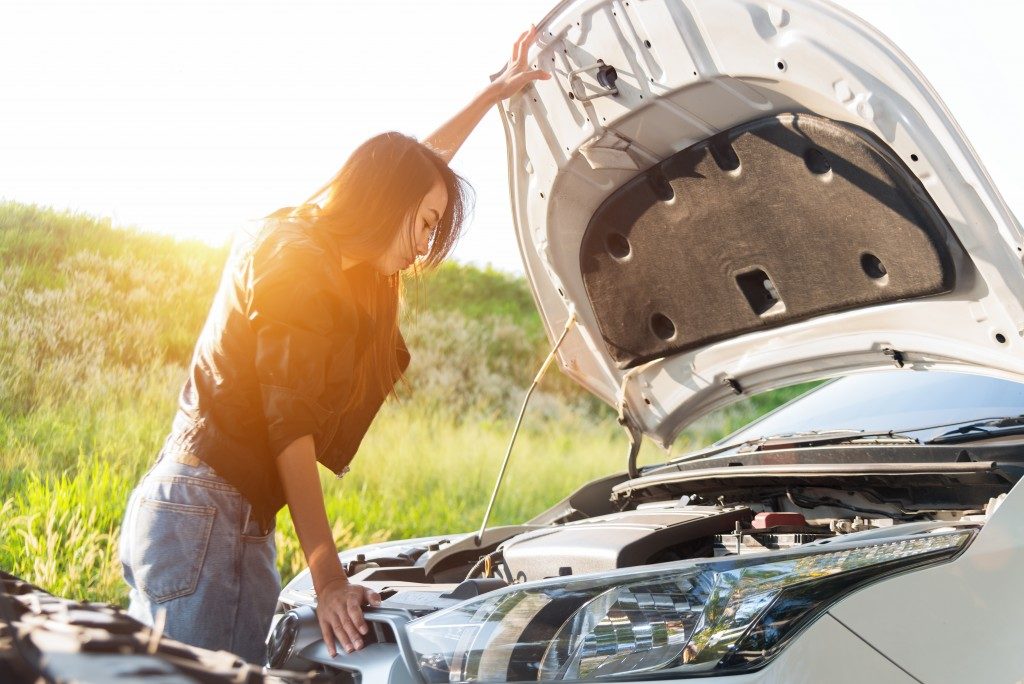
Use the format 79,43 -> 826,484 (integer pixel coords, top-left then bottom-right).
407,529 -> 972,681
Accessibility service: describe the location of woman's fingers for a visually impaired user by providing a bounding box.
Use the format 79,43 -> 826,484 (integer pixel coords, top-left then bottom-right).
319,607 -> 361,654
319,618 -> 334,657
511,70 -> 551,90
331,605 -> 363,651
319,615 -> 344,657
328,612 -> 359,653
510,25 -> 539,72
348,593 -> 369,637
340,618 -> 363,651
337,622 -> 358,655
317,583 -> 382,656
511,30 -> 526,65
489,26 -> 549,101
512,25 -> 535,66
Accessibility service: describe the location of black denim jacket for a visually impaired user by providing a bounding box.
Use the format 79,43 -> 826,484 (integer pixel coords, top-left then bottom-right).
167,212 -> 409,532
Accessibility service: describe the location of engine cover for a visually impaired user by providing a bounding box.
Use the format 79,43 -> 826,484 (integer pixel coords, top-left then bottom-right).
500,505 -> 751,582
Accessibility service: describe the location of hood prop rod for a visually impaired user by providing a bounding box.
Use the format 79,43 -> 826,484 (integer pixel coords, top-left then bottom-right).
474,308 -> 578,546
617,361 -> 654,480
624,422 -> 642,480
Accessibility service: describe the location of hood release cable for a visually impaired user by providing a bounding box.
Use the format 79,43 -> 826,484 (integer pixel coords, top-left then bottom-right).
474,307 -> 578,546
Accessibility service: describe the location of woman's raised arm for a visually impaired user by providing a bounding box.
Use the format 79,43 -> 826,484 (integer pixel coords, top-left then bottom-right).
425,26 -> 550,163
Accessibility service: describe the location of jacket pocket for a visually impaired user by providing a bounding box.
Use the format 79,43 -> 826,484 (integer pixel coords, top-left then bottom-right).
131,498 -> 216,603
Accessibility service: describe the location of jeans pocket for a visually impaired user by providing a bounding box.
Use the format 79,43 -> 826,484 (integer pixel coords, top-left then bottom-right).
131,498 -> 216,603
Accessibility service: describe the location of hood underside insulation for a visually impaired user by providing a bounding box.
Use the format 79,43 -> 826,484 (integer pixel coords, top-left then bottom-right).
580,113 -> 961,368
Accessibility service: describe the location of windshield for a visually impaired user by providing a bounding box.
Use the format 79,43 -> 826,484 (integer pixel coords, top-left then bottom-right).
718,371 -> 1024,447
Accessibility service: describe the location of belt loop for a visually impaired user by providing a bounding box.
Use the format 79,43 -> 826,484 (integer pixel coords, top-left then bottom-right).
241,503 -> 252,536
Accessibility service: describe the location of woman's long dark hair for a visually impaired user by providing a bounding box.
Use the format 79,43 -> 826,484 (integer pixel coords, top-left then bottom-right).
292,132 -> 473,407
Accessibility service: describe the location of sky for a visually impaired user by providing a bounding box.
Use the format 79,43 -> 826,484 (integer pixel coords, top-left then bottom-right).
3,0 -> 1023,274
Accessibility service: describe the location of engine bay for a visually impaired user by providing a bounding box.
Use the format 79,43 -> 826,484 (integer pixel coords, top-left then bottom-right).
348,492 -> 990,589
264,446 -> 1021,678
277,457 -> 1016,617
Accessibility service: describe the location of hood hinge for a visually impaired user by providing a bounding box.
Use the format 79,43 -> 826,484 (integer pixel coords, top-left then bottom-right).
722,376 -> 744,395
883,347 -> 906,368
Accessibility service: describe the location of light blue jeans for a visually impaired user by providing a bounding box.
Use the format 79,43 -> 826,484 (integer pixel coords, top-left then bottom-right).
119,449 -> 281,664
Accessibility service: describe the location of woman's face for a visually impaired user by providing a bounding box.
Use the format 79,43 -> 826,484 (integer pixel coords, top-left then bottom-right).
374,177 -> 449,276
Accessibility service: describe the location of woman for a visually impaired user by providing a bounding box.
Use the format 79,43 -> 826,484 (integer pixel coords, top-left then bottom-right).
118,28 -> 549,664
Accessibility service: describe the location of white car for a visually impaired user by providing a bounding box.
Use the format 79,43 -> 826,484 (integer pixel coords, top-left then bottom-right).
265,0 -> 1024,681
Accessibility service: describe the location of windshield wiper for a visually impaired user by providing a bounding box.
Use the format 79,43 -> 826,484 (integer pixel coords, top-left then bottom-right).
663,429 -> 919,467
658,416 -> 1024,471
928,416 -> 1024,444
735,429 -> 919,453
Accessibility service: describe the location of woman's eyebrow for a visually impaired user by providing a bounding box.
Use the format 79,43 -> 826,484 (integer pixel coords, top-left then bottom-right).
428,208 -> 440,223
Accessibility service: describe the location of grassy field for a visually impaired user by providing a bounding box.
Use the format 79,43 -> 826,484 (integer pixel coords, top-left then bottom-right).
0,201 -> 809,605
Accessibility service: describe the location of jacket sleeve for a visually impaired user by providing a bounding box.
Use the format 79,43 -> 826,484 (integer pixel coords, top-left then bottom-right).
247,246 -> 342,459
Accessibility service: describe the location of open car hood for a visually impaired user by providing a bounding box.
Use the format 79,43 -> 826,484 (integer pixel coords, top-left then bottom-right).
500,0 -> 1024,448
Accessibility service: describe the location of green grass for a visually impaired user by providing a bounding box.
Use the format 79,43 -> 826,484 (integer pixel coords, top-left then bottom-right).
0,201 -> 806,605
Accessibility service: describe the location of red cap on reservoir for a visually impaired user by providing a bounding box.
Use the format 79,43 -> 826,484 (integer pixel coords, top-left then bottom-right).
752,512 -> 808,529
